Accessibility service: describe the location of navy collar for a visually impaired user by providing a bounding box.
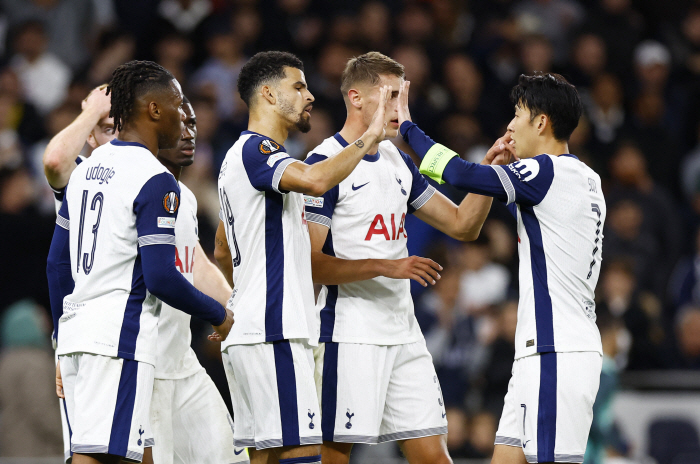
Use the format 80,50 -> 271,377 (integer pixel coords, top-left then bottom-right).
560,153 -> 579,160
334,132 -> 380,162
111,139 -> 148,150
242,130 -> 285,148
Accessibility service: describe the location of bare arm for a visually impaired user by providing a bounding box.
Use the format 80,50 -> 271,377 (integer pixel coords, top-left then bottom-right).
193,241 -> 232,307
278,85 -> 391,197
399,80 -> 515,241
309,221 -> 442,287
43,85 -> 111,188
214,220 -> 234,288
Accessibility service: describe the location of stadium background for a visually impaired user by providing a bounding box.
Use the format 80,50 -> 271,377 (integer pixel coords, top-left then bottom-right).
1,0 -> 700,462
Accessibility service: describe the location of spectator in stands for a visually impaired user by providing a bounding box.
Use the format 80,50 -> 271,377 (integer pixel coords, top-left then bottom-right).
674,305 -> 700,369
584,73 -> 626,161
446,408 -> 488,459
480,300 -> 518,416
457,233 -> 510,316
10,20 -> 71,116
598,259 -> 671,370
0,299 -> 62,456
566,32 -> 608,90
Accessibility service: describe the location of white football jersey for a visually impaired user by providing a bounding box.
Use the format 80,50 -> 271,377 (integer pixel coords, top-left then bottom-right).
51,155 -> 85,213
304,134 -> 435,345
490,155 -> 606,358
154,182 -> 203,379
56,140 -> 180,366
217,131 -> 317,348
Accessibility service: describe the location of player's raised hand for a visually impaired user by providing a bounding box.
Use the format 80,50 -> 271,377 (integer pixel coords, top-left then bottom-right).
382,255 -> 443,287
365,85 -> 391,142
82,83 -> 111,119
481,132 -> 518,166
397,80 -> 412,127
56,361 -> 64,399
208,307 -> 234,342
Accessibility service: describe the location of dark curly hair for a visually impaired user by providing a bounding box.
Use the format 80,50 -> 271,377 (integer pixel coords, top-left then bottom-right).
237,51 -> 304,108
510,72 -> 582,142
106,60 -> 175,132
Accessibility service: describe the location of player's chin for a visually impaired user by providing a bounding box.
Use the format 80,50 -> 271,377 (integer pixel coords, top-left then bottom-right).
385,126 -> 399,139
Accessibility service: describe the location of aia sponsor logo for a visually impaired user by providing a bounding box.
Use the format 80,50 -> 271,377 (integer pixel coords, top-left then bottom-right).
174,245 -> 195,274
365,213 -> 407,241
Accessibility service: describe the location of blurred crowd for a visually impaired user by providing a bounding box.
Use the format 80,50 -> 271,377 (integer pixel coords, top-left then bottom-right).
2,0 -> 700,460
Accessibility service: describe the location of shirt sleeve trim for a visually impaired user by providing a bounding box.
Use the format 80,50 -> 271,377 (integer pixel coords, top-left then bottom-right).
492,165 -> 516,205
410,185 -> 436,210
272,158 -> 299,193
306,212 -> 331,228
56,215 -> 70,230
138,234 -> 176,247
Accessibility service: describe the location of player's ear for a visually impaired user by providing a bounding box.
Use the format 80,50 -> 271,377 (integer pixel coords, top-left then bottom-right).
261,85 -> 276,106
148,101 -> 161,121
537,113 -> 548,135
87,131 -> 98,149
347,88 -> 362,109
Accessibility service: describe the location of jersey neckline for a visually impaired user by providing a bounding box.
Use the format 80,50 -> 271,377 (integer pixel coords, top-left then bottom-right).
110,139 -> 149,150
559,153 -> 579,160
333,133 -> 380,162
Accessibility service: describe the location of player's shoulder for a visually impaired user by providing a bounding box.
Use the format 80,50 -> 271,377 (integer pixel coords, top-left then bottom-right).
239,130 -> 285,156
305,135 -> 343,163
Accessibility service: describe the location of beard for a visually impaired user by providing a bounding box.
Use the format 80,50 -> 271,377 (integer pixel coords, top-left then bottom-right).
279,95 -> 311,133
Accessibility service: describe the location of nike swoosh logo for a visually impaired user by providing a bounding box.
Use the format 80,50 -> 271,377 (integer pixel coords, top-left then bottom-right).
442,412 -> 446,418
234,449 -> 245,455
352,182 -> 369,191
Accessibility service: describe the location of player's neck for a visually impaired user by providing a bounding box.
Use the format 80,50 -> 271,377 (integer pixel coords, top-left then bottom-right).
339,121 -> 379,155
117,125 -> 159,156
536,139 -> 570,157
248,112 -> 288,146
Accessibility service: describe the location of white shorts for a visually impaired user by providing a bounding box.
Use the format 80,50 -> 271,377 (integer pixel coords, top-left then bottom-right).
315,340 -> 448,444
495,352 -> 602,463
222,340 -> 322,449
59,353 -> 155,463
150,369 -> 249,463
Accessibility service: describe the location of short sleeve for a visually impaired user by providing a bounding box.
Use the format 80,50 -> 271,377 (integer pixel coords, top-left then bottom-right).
56,185 -> 70,230
490,155 -> 555,206
242,135 -> 298,193
398,149 -> 435,214
134,172 -> 179,247
303,153 -> 338,228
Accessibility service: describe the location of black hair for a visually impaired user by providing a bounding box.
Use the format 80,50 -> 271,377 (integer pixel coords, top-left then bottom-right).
510,72 -> 583,142
106,60 -> 175,132
237,51 -> 304,108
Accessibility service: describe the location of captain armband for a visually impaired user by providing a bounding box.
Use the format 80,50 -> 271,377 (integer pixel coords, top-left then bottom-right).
418,144 -> 458,184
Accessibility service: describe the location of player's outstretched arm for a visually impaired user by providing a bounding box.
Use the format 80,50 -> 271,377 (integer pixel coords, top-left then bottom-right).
43,85 -> 111,189
193,242 -> 232,307
308,222 -> 442,287
214,220 -> 234,288
277,85 -> 392,197
413,135 -> 516,241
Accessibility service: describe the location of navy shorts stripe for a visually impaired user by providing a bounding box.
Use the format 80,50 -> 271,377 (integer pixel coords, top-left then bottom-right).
273,340 -> 300,446
537,353 -> 557,463
265,193 -> 284,341
520,205 -> 555,351
321,342 -> 339,441
108,359 -> 138,456
62,397 -> 73,457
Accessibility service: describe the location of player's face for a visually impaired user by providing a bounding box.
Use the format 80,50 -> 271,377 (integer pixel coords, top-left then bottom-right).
277,67 -> 314,133
507,103 -> 539,159
89,117 -> 117,148
157,102 -> 196,169
157,79 -> 186,150
362,74 -> 402,138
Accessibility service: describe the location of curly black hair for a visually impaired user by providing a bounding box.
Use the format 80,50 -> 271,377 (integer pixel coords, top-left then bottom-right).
106,60 -> 175,132
510,72 -> 583,142
237,51 -> 304,108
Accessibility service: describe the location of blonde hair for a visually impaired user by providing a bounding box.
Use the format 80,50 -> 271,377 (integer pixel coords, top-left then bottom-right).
340,52 -> 405,98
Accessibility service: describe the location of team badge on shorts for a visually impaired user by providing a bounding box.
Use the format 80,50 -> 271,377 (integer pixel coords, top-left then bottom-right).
259,139 -> 280,154
163,191 -> 179,213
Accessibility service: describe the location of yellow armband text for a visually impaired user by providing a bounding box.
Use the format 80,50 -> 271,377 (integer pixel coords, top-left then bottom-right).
418,144 -> 459,184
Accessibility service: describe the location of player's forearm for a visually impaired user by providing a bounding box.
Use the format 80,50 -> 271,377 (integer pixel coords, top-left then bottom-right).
289,132 -> 378,196
311,251 -> 386,285
453,194 -> 493,241
141,244 -> 226,325
214,224 -> 234,287
46,224 -> 74,339
194,243 -> 232,307
43,108 -> 102,188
